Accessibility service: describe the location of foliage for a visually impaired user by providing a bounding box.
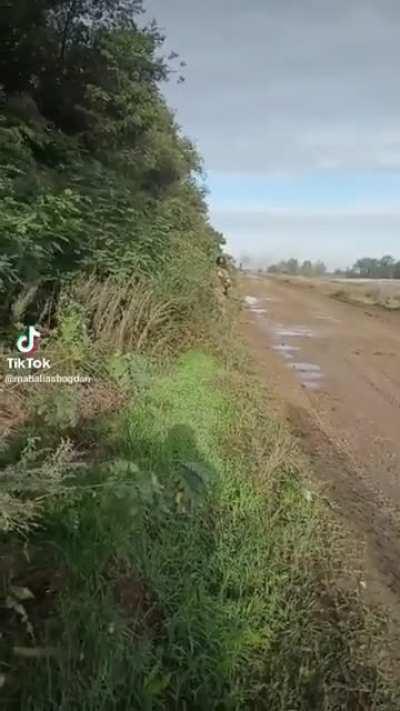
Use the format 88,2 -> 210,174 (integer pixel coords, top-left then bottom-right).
0,437 -> 82,532
4,352 -> 396,709
0,0 -> 223,328
268,258 -> 327,276
338,254 -> 400,279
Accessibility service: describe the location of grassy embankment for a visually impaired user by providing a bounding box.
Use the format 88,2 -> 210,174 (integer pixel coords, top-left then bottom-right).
1,307 -> 398,709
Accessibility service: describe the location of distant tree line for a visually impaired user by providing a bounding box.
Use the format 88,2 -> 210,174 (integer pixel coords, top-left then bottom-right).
264,255 -> 400,280
267,259 -> 327,277
335,255 -> 400,279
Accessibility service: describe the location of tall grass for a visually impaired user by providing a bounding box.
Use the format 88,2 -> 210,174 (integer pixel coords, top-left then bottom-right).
70,275 -> 178,356
3,351 -> 396,710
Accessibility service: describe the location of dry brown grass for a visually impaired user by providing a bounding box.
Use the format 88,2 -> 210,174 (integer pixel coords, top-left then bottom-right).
71,275 -> 179,356
0,387 -> 28,438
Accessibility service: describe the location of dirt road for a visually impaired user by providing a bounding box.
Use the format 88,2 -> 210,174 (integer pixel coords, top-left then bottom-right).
241,274 -> 400,611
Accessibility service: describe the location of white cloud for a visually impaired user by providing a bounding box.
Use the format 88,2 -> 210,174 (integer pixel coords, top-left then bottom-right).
145,0 -> 400,173
144,1 -> 400,262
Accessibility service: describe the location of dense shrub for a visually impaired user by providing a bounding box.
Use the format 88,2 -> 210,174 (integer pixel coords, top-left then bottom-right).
0,1 -> 224,329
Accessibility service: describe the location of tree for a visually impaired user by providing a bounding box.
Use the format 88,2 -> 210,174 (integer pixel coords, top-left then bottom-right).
0,0 -> 222,327
354,258 -> 379,278
351,256 -> 398,279
301,260 -> 313,276
379,255 -> 395,279
286,258 -> 299,275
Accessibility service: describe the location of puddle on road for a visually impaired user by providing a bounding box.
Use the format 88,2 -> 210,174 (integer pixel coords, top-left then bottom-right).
245,295 -> 269,315
289,362 -> 323,390
274,327 -> 314,338
245,296 -> 259,306
247,298 -> 324,389
290,362 -> 321,373
272,344 -> 300,360
273,343 -> 300,353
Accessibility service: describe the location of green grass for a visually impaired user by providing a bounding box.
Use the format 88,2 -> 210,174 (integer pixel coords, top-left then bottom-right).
3,351 -> 397,709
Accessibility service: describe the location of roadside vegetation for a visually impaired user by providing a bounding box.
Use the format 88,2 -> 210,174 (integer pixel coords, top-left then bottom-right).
1,324 -> 398,709
0,1 -> 399,708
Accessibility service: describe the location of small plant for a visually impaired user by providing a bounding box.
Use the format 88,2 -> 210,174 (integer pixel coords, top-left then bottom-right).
33,388 -> 81,432
56,301 -> 91,367
0,437 -> 83,533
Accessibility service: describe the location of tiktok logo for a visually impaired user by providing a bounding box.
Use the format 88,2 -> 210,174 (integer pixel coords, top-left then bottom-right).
16,326 -> 41,355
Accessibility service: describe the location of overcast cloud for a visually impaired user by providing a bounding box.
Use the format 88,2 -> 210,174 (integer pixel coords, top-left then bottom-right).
144,0 -> 400,267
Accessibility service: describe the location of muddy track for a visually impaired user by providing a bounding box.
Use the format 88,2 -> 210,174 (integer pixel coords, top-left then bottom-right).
241,274 -> 400,615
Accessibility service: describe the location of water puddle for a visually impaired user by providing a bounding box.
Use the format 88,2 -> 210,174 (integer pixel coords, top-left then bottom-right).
290,362 -> 321,374
273,343 -> 300,353
272,343 -> 300,360
274,327 -> 314,338
288,362 -> 323,390
245,295 -> 269,315
245,296 -> 259,306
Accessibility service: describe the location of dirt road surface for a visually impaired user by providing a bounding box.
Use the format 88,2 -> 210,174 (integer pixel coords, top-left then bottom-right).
241,274 -> 400,614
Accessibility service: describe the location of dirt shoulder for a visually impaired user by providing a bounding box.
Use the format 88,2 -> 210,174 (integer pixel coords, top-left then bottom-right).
240,273 -> 400,619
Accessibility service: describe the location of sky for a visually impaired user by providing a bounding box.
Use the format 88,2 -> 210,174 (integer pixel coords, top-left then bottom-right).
144,0 -> 400,269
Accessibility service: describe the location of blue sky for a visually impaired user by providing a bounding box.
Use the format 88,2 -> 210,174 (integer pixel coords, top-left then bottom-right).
205,171 -> 400,268
206,172 -> 400,211
144,0 -> 400,269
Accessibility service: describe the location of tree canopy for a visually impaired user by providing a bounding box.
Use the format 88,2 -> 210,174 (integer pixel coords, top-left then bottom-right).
335,255 -> 400,279
0,0 -> 224,328
267,259 -> 327,277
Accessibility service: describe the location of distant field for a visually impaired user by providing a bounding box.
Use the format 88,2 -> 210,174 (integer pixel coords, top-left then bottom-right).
332,277 -> 400,292
329,278 -> 400,307
262,273 -> 400,310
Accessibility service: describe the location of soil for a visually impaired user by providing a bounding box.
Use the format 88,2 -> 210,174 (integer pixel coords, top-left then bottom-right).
241,274 -> 400,617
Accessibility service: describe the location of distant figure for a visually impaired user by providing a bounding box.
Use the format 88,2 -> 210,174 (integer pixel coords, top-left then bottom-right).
216,256 -> 232,297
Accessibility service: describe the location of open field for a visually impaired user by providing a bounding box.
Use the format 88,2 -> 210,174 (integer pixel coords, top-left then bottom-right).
258,274 -> 400,310
330,278 -> 400,308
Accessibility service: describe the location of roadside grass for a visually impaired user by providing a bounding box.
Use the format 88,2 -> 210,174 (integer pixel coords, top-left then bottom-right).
2,349 -> 398,709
